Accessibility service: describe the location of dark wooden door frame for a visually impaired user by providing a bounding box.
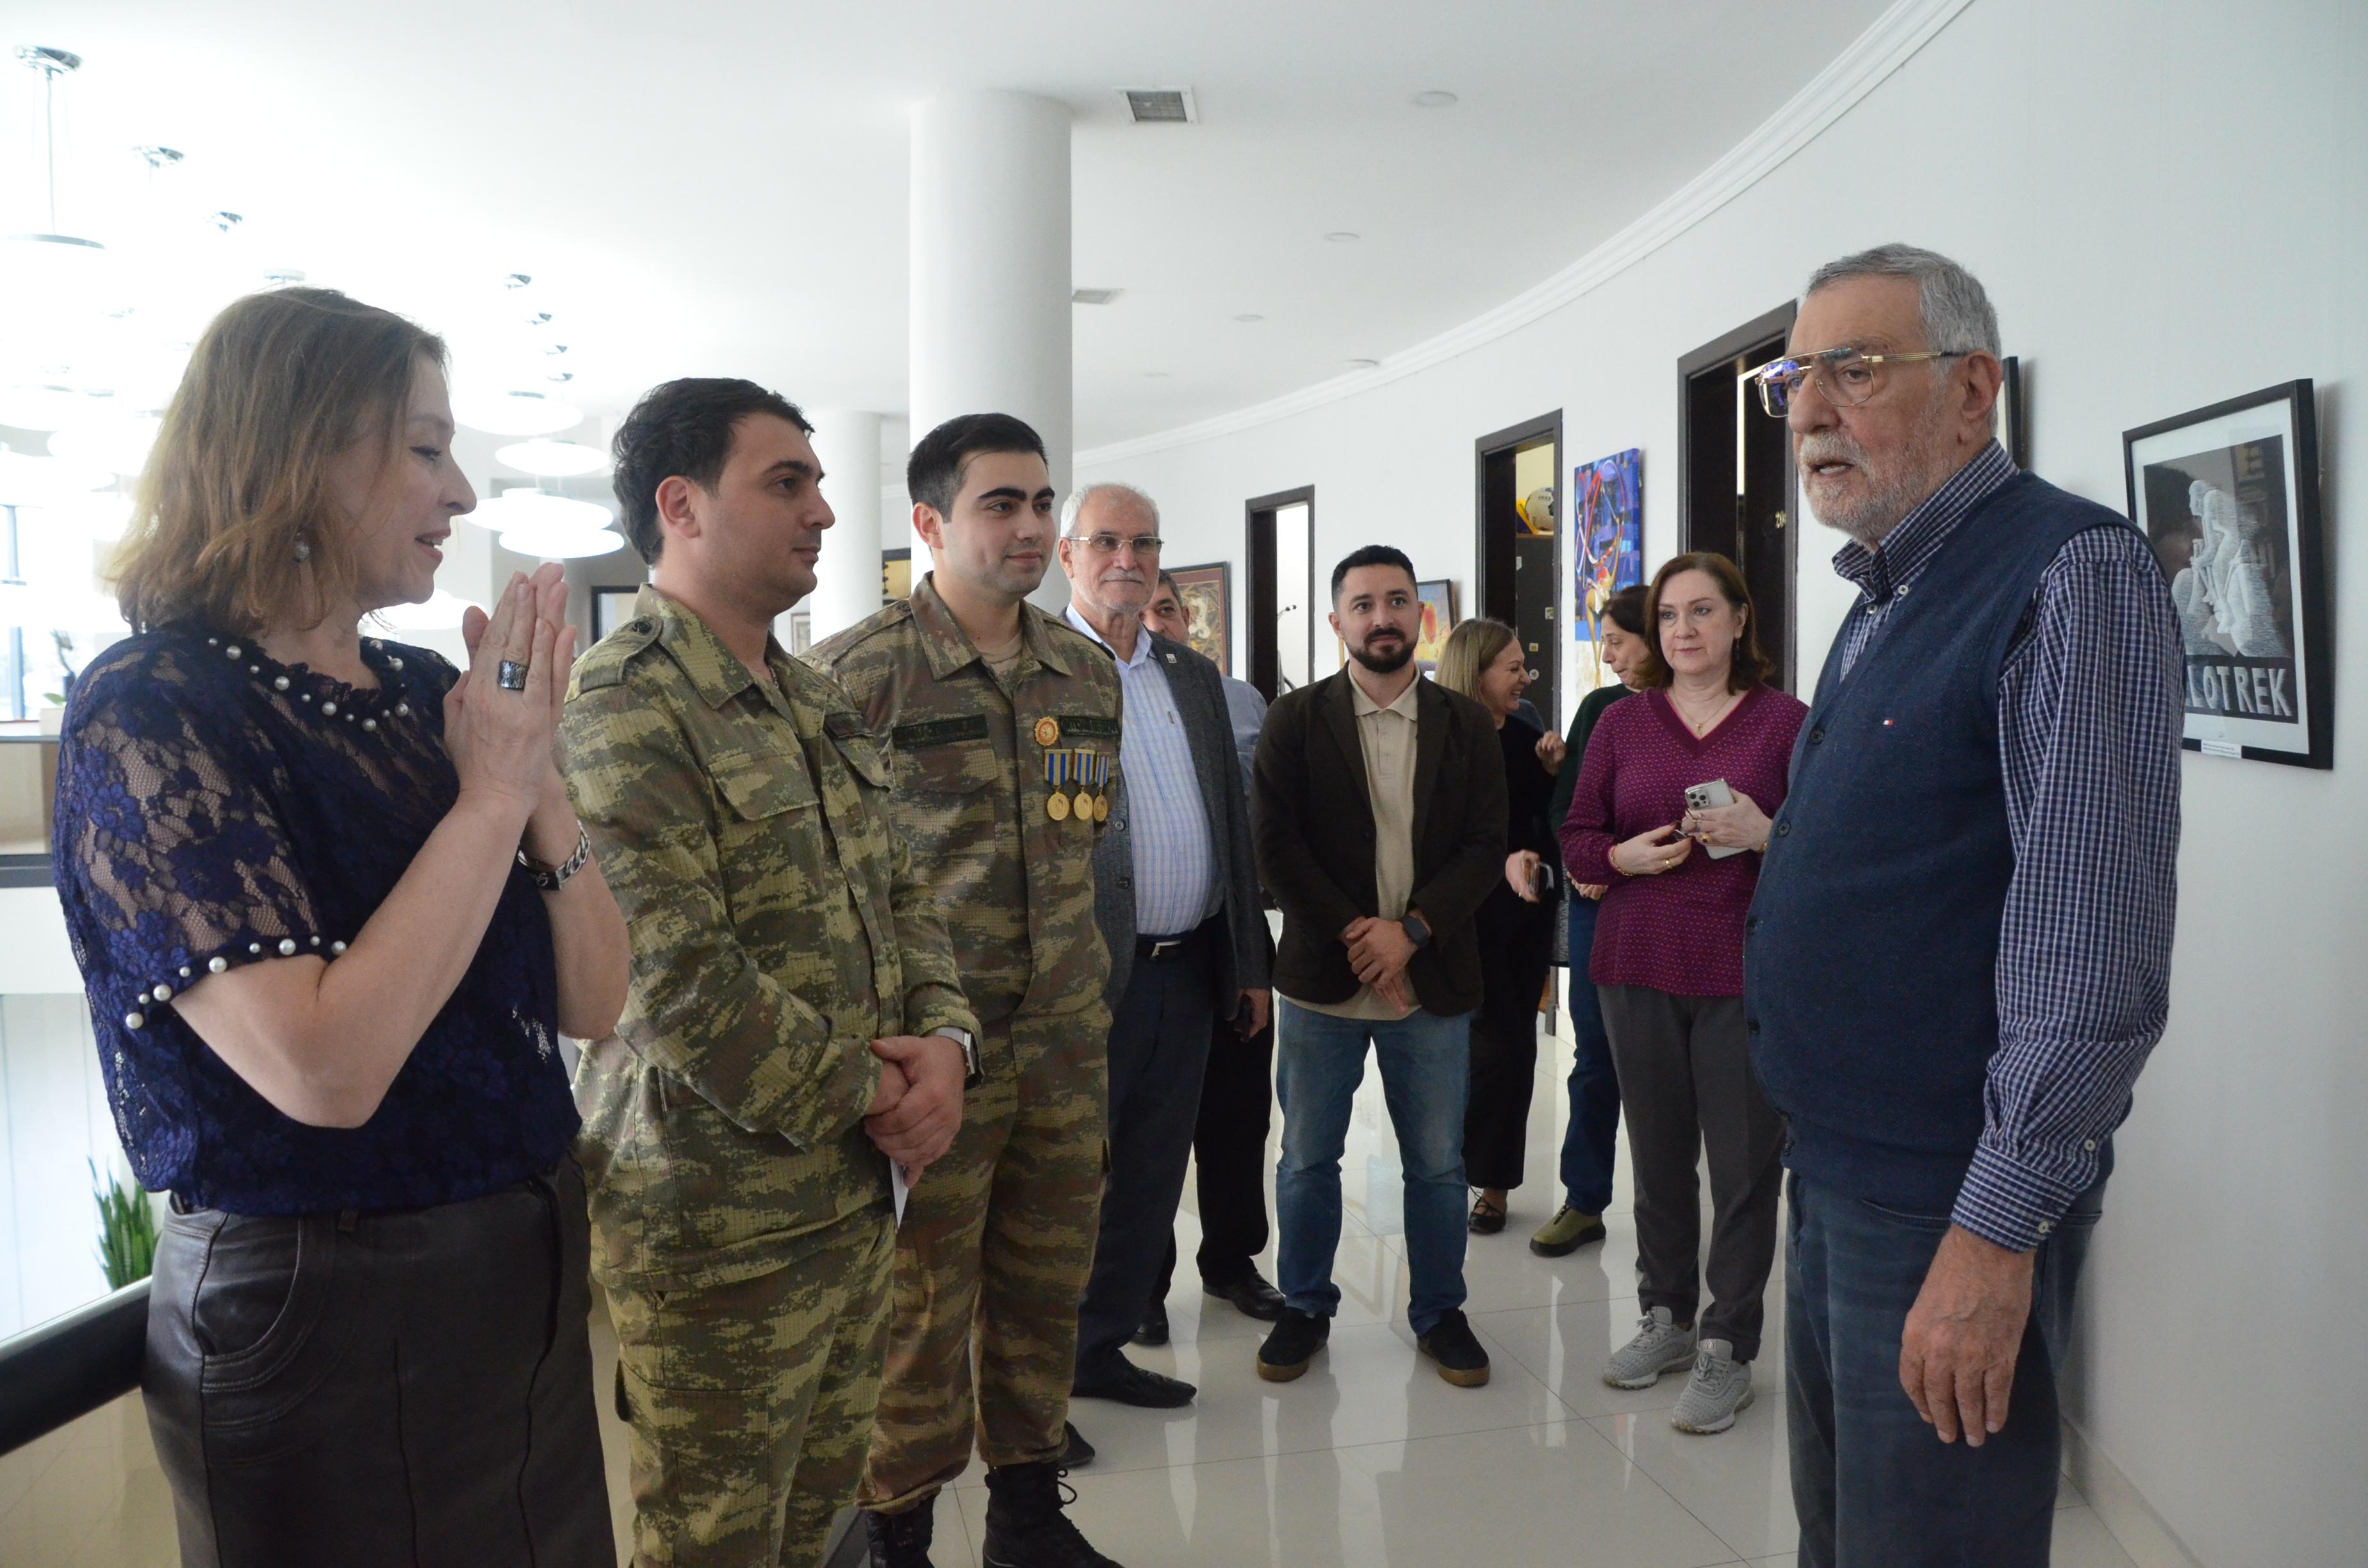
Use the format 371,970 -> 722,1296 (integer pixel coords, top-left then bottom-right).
1244,484 -> 1315,701
1474,410 -> 1563,723
1678,302 -> 1798,687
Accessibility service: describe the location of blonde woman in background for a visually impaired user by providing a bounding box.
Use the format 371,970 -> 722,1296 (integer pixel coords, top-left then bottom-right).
1434,617 -> 1563,1234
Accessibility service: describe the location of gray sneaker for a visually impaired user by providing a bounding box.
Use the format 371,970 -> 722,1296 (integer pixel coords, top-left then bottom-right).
1670,1339 -> 1754,1433
1602,1305 -> 1697,1389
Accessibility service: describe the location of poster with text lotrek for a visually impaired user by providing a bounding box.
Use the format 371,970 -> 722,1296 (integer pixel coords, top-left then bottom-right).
2125,380 -> 2330,769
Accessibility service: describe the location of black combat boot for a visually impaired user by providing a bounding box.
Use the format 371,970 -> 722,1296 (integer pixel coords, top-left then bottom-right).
980,1460 -> 1123,1568
864,1496 -> 937,1568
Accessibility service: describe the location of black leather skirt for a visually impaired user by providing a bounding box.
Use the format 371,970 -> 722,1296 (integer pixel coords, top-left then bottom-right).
144,1159 -> 613,1567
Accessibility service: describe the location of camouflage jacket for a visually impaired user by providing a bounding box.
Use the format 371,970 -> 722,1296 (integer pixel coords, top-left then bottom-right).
559,586 -> 976,1289
807,573 -> 1119,1031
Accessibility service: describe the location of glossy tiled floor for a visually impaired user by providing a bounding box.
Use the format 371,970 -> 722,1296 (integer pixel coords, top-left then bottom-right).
0,1018 -> 2144,1567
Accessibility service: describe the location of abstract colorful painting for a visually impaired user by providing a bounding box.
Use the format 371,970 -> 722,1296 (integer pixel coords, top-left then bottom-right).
1571,448 -> 1643,685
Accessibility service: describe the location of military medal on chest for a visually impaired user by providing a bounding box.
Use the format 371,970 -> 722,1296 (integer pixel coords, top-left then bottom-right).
1044,747 -> 1071,821
1073,749 -> 1096,826
1092,751 -> 1111,822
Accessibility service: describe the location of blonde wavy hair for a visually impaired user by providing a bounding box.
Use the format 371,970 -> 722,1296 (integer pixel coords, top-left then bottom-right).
1433,616 -> 1517,703
110,288 -> 447,636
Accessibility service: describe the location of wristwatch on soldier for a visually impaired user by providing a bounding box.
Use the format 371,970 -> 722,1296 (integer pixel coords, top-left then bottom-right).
1399,912 -> 1431,950
933,1026 -> 982,1090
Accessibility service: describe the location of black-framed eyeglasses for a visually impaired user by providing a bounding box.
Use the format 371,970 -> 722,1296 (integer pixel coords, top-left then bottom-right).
1746,347 -> 1971,417
1070,532 -> 1164,557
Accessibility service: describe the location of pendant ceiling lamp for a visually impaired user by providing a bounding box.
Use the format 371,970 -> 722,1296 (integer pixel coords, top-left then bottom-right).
496,526 -> 625,560
4,48 -> 110,307
376,589 -> 483,631
495,437 -> 609,477
472,489 -> 612,532
452,388 -> 584,437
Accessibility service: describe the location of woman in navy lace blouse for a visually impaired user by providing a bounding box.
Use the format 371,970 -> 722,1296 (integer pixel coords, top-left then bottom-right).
53,288 -> 629,1565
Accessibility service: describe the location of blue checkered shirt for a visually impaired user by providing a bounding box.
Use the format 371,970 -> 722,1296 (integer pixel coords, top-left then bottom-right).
1826,441 -> 2183,1251
1065,608 -> 1219,937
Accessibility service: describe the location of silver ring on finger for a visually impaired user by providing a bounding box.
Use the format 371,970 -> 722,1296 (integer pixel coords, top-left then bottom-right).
497,660 -> 531,691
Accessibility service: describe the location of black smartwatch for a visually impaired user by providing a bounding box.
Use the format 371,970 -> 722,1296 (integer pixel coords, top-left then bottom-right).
1399,913 -> 1431,949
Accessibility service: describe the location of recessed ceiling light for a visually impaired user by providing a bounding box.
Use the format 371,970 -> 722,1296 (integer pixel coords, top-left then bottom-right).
1344,358 -> 1379,370
1071,288 -> 1122,306
1324,231 -> 1360,243
1233,313 -> 1265,323
1413,90 -> 1458,108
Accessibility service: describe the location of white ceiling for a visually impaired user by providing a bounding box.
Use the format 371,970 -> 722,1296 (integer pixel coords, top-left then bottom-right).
6,0 -> 1892,461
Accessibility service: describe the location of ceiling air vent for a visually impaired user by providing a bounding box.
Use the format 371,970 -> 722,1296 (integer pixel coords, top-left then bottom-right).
1121,88 -> 1197,124
1071,288 -> 1122,306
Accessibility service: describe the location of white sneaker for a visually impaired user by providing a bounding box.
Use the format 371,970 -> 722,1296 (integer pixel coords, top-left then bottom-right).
1670,1339 -> 1754,1433
1602,1305 -> 1697,1389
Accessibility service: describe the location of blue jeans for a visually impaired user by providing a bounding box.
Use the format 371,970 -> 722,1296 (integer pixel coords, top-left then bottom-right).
1786,1167 -> 2107,1568
1557,895 -> 1621,1215
1274,999 -> 1472,1335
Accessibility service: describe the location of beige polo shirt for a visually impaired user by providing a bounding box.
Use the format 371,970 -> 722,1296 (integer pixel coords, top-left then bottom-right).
1295,674 -> 1422,1021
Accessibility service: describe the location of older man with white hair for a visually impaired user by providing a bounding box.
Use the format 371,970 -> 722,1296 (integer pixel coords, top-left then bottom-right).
1739,245 -> 2182,1566
1058,482 -> 1272,1424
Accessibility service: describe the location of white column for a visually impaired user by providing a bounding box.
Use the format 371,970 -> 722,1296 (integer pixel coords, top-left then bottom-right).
799,409 -> 884,642
909,91 -> 1072,610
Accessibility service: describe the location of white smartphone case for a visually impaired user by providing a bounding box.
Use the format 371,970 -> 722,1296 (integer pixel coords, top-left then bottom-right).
1685,778 -> 1748,860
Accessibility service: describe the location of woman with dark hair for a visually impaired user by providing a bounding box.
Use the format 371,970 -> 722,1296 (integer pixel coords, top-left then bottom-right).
1434,617 -> 1562,1235
1529,582 -> 1650,1257
53,287 -> 628,1565
1559,551 -> 1805,1435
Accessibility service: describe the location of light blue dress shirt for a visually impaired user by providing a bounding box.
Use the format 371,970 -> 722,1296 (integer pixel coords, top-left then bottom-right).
1065,606 -> 1219,937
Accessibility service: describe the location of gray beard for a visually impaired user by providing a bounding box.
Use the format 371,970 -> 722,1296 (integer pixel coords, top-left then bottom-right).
1800,387 -> 1961,546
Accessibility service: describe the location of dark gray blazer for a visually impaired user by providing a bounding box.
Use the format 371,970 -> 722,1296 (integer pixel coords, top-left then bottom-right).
1089,629 -> 1274,1020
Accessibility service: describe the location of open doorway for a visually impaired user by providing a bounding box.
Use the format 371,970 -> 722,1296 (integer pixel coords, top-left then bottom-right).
1679,304 -> 1797,690
1245,486 -> 1314,701
1475,412 -> 1561,730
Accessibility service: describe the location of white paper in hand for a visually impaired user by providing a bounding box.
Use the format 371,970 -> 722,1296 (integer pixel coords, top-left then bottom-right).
892,1162 -> 913,1226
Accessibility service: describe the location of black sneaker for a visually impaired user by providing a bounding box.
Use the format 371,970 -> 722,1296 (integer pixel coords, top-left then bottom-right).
1204,1270 -> 1286,1320
981,1460 -> 1123,1568
1071,1360 -> 1196,1409
1130,1299 -> 1169,1346
864,1496 -> 937,1568
1417,1307 -> 1492,1387
1256,1308 -> 1330,1382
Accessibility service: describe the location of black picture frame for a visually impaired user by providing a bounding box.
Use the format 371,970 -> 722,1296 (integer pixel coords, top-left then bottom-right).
2123,379 -> 2329,769
1165,561 -> 1232,674
591,587 -> 639,642
1998,355 -> 2027,469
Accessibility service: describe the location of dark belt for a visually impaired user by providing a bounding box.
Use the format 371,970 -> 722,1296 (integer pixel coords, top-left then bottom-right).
1135,913 -> 1221,963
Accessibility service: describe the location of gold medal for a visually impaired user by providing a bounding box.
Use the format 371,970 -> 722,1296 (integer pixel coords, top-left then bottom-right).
1094,793 -> 1110,824
1073,789 -> 1094,823
1047,791 -> 1070,822
1033,716 -> 1060,747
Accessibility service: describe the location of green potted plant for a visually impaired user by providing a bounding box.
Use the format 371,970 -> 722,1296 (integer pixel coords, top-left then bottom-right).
91,1159 -> 158,1290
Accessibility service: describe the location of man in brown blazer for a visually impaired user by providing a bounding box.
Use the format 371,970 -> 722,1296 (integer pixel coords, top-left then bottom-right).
1249,544 -> 1508,1389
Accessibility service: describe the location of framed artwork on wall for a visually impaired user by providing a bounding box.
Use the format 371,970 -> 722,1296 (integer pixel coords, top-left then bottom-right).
882,547 -> 913,605
1570,447 -> 1643,689
2125,379 -> 2328,769
1998,355 -> 2027,468
1413,579 -> 1458,666
1166,561 -> 1232,675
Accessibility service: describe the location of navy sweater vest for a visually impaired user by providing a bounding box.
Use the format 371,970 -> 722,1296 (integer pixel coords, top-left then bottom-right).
1745,472 -> 2132,1213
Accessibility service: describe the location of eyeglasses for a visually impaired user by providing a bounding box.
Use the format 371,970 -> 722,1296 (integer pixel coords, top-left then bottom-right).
1069,532 -> 1164,558
1745,347 -> 1971,417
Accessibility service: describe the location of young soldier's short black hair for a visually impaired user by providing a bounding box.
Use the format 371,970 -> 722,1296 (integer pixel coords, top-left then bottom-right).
906,412 -> 1047,519
612,378 -> 812,565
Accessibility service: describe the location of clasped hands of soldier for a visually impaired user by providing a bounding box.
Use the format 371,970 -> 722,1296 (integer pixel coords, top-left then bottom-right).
861,1033 -> 970,1175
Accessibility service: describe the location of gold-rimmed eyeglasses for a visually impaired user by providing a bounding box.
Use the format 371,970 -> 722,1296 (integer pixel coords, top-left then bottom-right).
1069,532 -> 1164,557
1745,347 -> 1971,417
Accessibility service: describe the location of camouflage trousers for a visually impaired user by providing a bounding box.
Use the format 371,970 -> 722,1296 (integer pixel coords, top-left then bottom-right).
860,1014 -> 1109,1513
608,1209 -> 896,1567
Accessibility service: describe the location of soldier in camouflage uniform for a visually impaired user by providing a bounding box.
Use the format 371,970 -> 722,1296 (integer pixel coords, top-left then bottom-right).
559,379 -> 978,1568
808,413 -> 1124,1568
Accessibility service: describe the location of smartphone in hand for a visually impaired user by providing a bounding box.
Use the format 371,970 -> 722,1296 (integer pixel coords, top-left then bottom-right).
1684,779 -> 1748,860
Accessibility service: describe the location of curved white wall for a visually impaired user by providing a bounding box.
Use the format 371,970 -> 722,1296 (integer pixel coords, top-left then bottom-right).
1080,2 -> 2368,1564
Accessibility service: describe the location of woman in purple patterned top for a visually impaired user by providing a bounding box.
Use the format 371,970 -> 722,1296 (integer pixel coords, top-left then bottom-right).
1558,552 -> 1805,1434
